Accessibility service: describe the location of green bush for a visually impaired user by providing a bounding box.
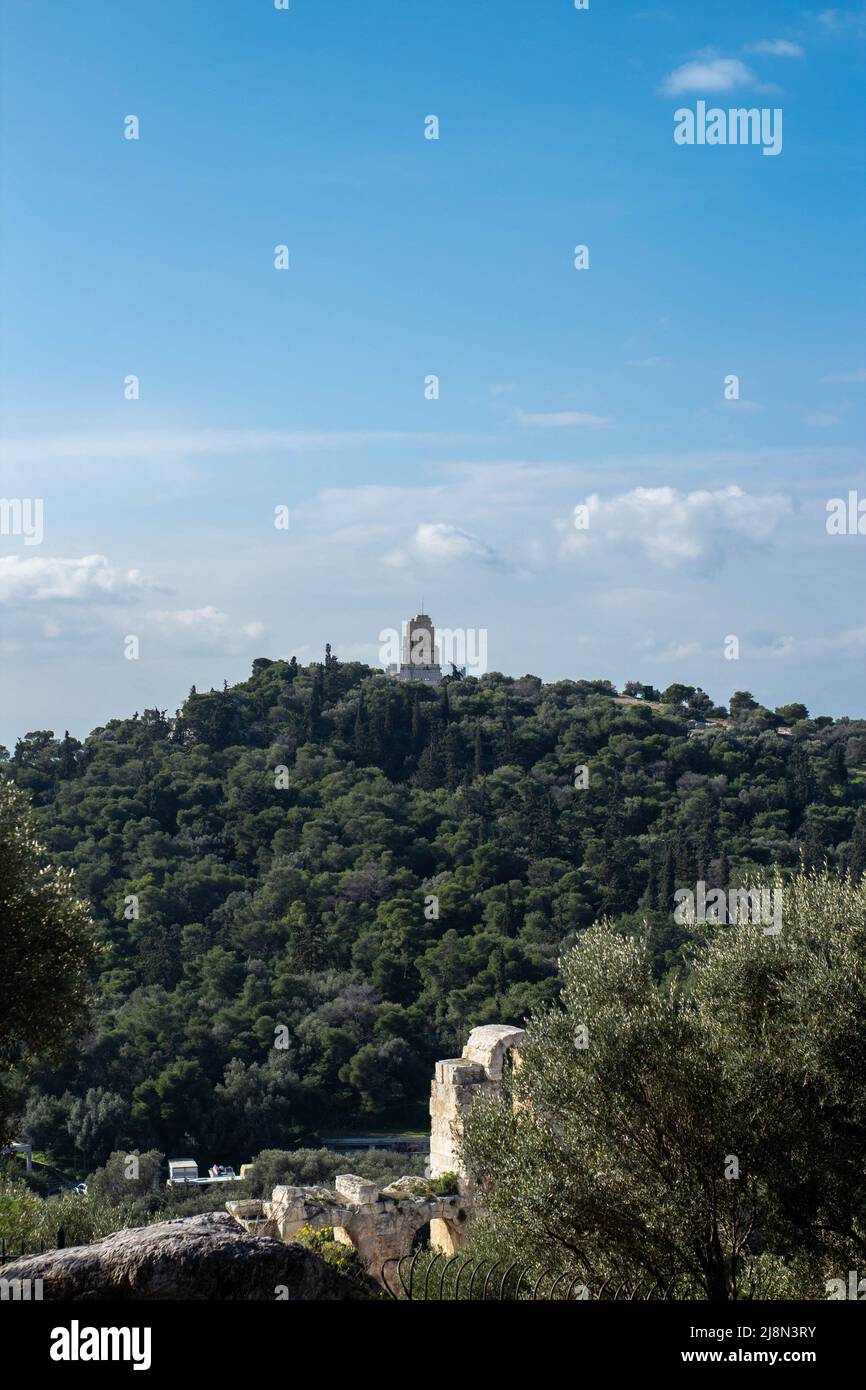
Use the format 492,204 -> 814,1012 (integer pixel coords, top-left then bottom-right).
0,1174 -> 137,1255
245,1146 -> 425,1198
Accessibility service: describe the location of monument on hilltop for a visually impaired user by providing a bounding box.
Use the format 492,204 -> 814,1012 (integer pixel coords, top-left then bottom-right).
393,612 -> 443,686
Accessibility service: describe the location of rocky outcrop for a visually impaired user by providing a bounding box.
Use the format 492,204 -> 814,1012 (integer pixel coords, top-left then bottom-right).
0,1212 -> 373,1300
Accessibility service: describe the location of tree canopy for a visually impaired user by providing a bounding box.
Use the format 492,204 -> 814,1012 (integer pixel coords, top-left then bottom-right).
461,871 -> 866,1299
0,777 -> 97,1142
5,653 -> 865,1169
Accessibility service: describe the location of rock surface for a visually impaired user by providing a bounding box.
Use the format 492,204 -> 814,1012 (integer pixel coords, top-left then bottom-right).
0,1211 -> 373,1300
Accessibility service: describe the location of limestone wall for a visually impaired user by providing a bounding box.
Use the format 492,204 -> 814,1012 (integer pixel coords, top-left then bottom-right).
429,1023 -> 526,1179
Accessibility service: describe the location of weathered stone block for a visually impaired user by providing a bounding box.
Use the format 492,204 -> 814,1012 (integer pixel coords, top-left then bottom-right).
334,1174 -> 379,1206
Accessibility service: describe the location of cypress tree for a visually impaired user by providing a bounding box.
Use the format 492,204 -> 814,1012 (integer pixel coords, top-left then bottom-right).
502,691 -> 514,762
354,698 -> 369,761
658,843 -> 676,910
848,807 -> 866,883
718,847 -> 730,889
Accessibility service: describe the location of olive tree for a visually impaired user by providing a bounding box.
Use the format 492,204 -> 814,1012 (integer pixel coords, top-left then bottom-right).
461,871 -> 866,1299
0,778 -> 98,1140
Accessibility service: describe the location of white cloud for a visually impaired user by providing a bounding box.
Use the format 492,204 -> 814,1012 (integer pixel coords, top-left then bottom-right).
816,8 -> 866,38
0,554 -> 156,604
643,639 -> 704,664
744,40 -> 805,57
0,427 -> 465,467
559,485 -> 791,569
514,409 -> 611,428
379,520 -> 502,570
147,606 -> 229,632
147,607 -> 266,648
762,635 -> 796,658
821,367 -> 866,383
803,412 -> 841,427
410,522 -> 499,566
660,58 -> 757,95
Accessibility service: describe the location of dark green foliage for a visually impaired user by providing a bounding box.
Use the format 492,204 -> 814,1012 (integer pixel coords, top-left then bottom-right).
0,778 -> 98,1142
462,871 -> 866,1299
6,658 -> 865,1169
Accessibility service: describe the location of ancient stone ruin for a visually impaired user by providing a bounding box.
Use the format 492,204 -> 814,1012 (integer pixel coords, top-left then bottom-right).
228,1176 -> 467,1278
227,1023 -> 526,1282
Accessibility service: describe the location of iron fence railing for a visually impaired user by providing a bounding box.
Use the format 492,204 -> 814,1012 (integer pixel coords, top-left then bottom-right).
382,1251 -> 687,1301
0,1229 -> 65,1265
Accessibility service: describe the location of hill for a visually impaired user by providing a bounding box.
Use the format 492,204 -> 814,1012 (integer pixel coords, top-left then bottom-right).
5,655 -> 866,1171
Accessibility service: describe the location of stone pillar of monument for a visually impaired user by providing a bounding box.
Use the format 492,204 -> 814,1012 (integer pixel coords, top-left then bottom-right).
428,1024 -> 525,1253
429,1024 -> 526,1180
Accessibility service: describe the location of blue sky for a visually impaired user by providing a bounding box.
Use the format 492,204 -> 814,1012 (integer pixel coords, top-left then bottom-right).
1,0 -> 864,748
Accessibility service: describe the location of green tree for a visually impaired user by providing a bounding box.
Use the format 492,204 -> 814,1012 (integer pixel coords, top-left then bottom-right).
848,808 -> 866,883
461,871 -> 865,1298
0,779 -> 97,1141
86,1148 -> 164,1203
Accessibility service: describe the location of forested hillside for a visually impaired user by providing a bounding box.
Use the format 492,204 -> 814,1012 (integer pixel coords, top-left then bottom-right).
4,654 -> 866,1172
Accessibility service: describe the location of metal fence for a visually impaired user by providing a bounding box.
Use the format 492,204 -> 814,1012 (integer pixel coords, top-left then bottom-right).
382,1251 -> 686,1301
0,1229 -> 65,1265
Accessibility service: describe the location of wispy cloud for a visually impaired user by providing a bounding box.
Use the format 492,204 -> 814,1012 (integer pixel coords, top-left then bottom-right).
744,40 -> 805,57
821,367 -> 866,383
816,8 -> 866,38
0,427 -> 465,467
146,606 -> 266,649
147,606 -> 229,631
514,409 -> 611,428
